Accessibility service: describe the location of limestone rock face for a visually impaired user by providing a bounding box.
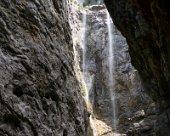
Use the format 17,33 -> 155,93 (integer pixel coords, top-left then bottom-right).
0,0 -> 89,136
104,0 -> 170,135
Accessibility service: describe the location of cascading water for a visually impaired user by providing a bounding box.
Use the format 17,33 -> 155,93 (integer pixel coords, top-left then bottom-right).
106,11 -> 117,131
80,4 -> 98,136
82,12 -> 87,75
81,10 -> 89,100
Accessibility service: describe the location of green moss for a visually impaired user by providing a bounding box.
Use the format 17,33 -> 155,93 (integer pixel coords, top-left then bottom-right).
70,0 -> 90,11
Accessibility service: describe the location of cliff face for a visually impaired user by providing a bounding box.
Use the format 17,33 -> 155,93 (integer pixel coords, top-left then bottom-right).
104,0 -> 170,135
0,0 -> 89,136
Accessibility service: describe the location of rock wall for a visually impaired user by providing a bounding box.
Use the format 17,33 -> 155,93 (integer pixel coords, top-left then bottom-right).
104,0 -> 170,135
0,0 -> 89,136
79,4 -> 155,135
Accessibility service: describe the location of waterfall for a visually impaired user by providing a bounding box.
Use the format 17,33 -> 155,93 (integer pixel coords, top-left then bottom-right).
82,12 -> 87,75
107,11 -> 117,131
81,10 -> 98,136
81,10 -> 89,100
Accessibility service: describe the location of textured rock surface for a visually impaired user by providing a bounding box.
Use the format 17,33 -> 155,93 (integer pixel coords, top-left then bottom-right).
0,0 -> 89,136
104,0 -> 170,135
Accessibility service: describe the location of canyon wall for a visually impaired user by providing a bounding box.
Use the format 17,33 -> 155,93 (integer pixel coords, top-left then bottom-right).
104,0 -> 170,135
0,0 -> 89,136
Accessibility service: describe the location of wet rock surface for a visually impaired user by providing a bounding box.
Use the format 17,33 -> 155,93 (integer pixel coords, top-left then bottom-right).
104,0 -> 170,135
0,0 -> 89,136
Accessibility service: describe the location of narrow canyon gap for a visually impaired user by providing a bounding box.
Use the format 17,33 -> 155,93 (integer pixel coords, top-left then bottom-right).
76,1 -> 155,135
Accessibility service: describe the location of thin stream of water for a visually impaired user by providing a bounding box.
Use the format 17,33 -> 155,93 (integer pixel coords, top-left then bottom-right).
107,11 -> 117,131
81,9 -> 98,136
81,11 -> 89,100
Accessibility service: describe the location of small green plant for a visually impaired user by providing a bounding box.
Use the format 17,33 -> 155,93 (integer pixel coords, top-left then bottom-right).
70,0 -> 90,11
